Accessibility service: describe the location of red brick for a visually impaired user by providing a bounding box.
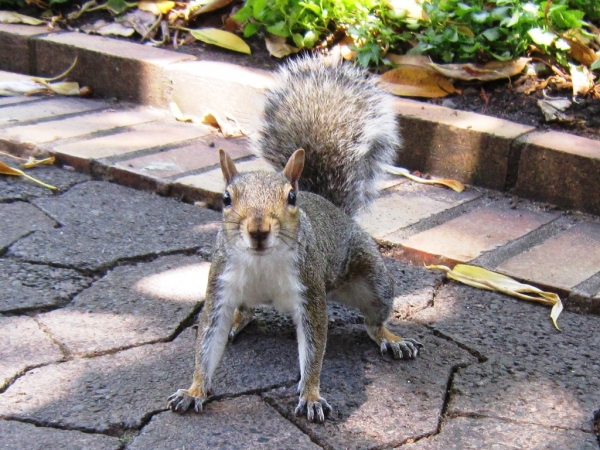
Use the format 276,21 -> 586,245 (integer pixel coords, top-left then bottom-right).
0,23 -> 57,74
393,98 -> 535,190
33,32 -> 195,106
1,109 -> 164,144
399,205 -> 558,266
114,136 -> 251,179
515,131 -> 600,215
497,222 -> 600,290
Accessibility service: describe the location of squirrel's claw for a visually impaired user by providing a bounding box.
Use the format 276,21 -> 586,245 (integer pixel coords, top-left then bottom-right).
167,389 -> 206,413
295,396 -> 332,423
381,338 -> 423,360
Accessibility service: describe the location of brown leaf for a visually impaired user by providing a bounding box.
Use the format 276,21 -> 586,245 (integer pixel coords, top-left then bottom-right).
192,0 -> 233,17
378,65 -> 455,98
564,35 -> 598,67
264,34 -> 300,58
429,58 -> 530,81
386,53 -> 431,67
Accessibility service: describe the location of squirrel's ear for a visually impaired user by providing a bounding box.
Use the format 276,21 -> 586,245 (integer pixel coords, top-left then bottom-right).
283,149 -> 305,189
219,149 -> 238,185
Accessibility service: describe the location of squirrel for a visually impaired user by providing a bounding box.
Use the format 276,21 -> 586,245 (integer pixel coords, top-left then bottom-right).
167,54 -> 423,423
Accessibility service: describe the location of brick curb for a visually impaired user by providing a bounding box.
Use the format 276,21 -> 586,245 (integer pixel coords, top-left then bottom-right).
1,23 -> 599,215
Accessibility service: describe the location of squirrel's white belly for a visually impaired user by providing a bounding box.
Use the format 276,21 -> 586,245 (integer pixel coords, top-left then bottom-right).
218,247 -> 305,314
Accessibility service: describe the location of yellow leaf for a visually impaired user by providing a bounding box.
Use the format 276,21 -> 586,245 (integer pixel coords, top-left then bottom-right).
0,11 -> 44,25
21,156 -> 55,169
192,0 -> 233,17
0,161 -> 57,191
265,34 -> 300,58
563,33 -> 598,67
383,164 -> 465,192
426,264 -> 563,330
378,65 -> 455,98
139,0 -> 175,15
201,111 -> 245,138
188,28 -> 251,54
429,58 -> 530,81
170,102 -> 195,123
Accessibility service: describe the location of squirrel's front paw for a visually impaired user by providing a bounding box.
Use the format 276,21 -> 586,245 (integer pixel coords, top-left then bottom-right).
167,389 -> 206,413
294,396 -> 332,423
382,337 -> 423,360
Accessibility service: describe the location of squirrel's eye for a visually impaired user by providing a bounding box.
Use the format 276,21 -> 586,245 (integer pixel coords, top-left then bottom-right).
223,191 -> 232,207
287,190 -> 296,206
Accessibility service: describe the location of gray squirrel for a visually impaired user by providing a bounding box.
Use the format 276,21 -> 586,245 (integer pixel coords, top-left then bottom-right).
168,55 -> 422,423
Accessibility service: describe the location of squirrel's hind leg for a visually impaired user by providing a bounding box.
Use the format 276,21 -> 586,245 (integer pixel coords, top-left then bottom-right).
229,305 -> 254,341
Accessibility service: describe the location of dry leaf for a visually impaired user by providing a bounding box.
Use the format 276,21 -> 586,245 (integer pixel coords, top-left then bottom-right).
188,28 -> 250,54
537,98 -> 575,122
138,0 -> 175,15
384,164 -> 465,192
386,53 -> 431,67
0,161 -> 57,191
569,64 -> 594,96
337,35 -> 356,61
21,156 -> 55,169
265,33 -> 300,58
378,65 -> 455,98
0,80 -> 44,96
427,264 -> 563,330
170,102 -> 195,123
0,10 -> 44,25
81,19 -> 135,37
191,0 -> 233,17
201,111 -> 245,138
429,58 -> 530,81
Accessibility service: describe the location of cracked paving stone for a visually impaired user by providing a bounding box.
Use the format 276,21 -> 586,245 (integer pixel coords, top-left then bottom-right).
0,260 -> 91,313
0,202 -> 56,252
0,316 -> 63,390
37,255 -> 210,356
263,323 -> 477,450
403,416 -> 598,450
0,419 -> 120,450
128,396 -> 319,450
413,283 -> 600,432
0,155 -> 91,202
385,257 -> 442,319
0,326 -> 299,433
8,181 -> 220,271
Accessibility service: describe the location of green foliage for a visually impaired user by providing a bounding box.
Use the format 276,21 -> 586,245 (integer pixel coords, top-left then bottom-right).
0,0 -> 25,8
234,0 -> 599,68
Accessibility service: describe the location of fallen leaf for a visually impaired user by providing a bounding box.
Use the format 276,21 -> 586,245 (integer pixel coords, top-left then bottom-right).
138,0 -> 175,15
81,19 -> 135,37
122,9 -> 159,37
202,111 -> 245,138
429,58 -> 530,81
170,102 -> 195,123
565,36 -> 598,67
188,28 -> 251,54
21,156 -> 56,169
386,53 -> 431,67
537,98 -> 575,122
569,63 -> 594,96
0,161 -> 57,191
265,33 -> 300,58
384,164 -> 465,192
378,65 -> 455,98
0,80 -> 44,96
427,264 -> 563,330
0,10 -> 44,25
191,0 -> 233,17
337,34 -> 356,61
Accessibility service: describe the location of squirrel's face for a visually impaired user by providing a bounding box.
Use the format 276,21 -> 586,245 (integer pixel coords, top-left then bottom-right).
221,172 -> 301,255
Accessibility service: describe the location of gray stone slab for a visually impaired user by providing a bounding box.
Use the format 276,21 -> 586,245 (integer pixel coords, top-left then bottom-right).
0,259 -> 91,313
129,396 -> 319,450
0,202 -> 56,252
404,416 -> 598,450
264,323 -> 477,449
413,283 -> 600,432
0,154 -> 90,201
0,325 -> 299,433
9,180 -> 221,270
0,419 -> 120,450
385,257 -> 442,319
0,316 -> 63,390
38,255 -> 211,356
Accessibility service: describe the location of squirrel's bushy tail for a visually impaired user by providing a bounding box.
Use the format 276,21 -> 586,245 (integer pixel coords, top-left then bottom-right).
252,54 -> 401,217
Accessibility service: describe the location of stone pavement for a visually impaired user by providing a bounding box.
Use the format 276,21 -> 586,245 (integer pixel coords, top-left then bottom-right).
1,75 -> 600,448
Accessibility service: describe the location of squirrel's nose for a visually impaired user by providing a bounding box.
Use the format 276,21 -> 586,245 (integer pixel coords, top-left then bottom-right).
249,229 -> 270,243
